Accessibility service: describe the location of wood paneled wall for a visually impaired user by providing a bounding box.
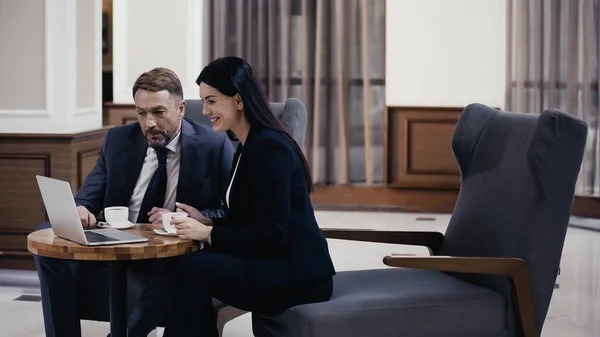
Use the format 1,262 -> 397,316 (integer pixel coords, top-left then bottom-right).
309,105 -> 462,213
0,128 -> 109,270
309,105 -> 464,212
385,106 -> 462,189
104,103 -> 137,126
103,103 -> 463,212
103,102 -> 600,218
307,105 -> 464,213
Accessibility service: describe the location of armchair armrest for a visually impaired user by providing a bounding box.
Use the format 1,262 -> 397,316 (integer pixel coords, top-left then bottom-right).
383,255 -> 536,337
321,228 -> 444,255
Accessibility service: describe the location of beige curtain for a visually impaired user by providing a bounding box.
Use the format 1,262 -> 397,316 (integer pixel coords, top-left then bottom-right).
203,0 -> 386,185
507,0 -> 600,196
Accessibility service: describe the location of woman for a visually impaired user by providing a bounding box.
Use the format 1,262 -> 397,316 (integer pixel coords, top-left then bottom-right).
163,56 -> 336,337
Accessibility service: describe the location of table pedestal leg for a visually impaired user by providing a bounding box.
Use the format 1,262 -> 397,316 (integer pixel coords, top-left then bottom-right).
109,261 -> 127,337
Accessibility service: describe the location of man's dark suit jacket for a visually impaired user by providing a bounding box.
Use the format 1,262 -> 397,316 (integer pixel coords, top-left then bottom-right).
209,127 -> 336,286
75,118 -> 234,219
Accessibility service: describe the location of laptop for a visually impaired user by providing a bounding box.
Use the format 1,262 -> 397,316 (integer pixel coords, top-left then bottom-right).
36,175 -> 148,246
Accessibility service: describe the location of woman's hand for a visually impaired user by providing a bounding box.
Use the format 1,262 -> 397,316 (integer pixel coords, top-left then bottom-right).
175,202 -> 214,226
171,216 -> 212,242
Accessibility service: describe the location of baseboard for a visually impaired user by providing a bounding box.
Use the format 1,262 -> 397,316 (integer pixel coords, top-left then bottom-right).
569,216 -> 600,232
572,196 -> 600,218
0,269 -> 39,288
311,185 -> 458,213
313,204 -> 406,212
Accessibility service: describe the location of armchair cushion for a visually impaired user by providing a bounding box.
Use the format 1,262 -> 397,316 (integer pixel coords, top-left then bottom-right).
252,268 -> 507,337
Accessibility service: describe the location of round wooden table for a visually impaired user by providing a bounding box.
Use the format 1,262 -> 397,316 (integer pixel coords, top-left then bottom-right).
27,224 -> 198,337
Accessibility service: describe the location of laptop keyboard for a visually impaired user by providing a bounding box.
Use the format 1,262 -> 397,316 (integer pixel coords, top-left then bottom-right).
85,231 -> 117,243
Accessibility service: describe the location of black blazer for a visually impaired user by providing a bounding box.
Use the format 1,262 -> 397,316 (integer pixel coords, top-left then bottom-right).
210,127 -> 336,285
75,118 -> 234,219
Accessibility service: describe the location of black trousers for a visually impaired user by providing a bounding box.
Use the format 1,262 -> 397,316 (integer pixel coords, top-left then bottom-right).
33,222 -> 166,337
160,251 -> 333,337
35,221 -> 332,337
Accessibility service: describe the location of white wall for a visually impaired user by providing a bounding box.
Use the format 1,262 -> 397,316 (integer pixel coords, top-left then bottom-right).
0,0 -> 102,134
112,0 -> 203,104
385,0 -> 507,109
0,0 -> 45,110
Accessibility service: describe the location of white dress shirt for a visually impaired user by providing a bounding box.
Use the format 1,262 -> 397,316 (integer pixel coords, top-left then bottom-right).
226,154 -> 242,208
128,132 -> 182,222
208,153 -> 241,247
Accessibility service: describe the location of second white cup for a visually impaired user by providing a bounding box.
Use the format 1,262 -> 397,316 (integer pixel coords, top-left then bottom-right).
162,212 -> 188,233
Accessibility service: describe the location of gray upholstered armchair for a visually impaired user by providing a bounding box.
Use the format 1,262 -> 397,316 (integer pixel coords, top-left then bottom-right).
251,103 -> 587,337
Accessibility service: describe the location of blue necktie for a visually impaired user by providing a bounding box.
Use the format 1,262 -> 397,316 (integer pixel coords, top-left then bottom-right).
137,147 -> 168,223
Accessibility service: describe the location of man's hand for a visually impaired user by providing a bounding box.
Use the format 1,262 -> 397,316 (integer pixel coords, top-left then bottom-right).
77,206 -> 97,228
148,207 -> 171,224
176,202 -> 213,226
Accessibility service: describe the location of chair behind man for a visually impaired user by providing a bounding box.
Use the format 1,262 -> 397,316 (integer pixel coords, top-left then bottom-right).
184,97 -> 307,150
251,103 -> 587,337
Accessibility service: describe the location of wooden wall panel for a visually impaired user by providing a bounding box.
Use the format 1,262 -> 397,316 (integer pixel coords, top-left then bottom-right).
0,128 -> 109,270
408,122 -> 458,173
0,155 -> 50,268
0,154 -> 50,225
77,149 -> 101,188
104,103 -> 137,126
386,106 -> 462,189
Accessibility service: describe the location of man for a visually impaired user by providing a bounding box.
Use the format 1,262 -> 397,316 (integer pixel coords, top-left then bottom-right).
34,67 -> 234,337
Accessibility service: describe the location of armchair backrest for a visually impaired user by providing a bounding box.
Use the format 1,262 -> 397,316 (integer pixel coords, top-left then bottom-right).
184,98 -> 307,149
438,103 -> 587,334
184,99 -> 211,127
269,98 -> 308,149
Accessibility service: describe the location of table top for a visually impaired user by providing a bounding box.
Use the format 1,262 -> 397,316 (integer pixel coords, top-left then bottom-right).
27,224 -> 198,261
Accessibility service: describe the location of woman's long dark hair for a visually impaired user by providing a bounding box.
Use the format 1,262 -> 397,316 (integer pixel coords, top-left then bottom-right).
196,56 -> 314,193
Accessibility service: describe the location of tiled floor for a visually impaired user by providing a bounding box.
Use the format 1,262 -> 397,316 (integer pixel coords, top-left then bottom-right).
1,211 -> 598,336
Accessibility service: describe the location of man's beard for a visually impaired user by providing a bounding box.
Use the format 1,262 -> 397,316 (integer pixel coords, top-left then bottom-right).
146,130 -> 172,148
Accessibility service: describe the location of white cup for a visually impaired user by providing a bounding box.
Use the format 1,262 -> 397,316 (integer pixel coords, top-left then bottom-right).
162,212 -> 188,233
104,206 -> 129,225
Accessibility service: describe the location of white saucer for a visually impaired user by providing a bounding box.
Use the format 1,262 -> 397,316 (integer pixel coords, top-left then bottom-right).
98,221 -> 135,230
153,228 -> 178,237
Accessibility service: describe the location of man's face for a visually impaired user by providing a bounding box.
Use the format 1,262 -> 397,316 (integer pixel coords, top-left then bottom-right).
134,89 -> 185,148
